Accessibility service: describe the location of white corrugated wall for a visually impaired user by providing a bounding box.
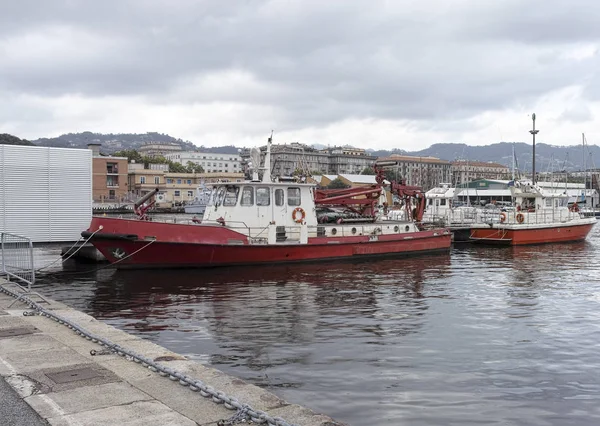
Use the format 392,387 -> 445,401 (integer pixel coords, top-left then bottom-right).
0,145 -> 92,242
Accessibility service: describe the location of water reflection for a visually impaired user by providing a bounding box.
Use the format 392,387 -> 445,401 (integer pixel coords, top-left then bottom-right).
33,230 -> 600,426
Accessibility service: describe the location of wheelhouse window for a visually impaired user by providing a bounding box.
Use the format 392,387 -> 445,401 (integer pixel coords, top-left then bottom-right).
287,187 -> 301,206
214,186 -> 226,206
275,189 -> 284,206
241,187 -> 254,206
440,199 -> 447,206
256,187 -> 270,206
223,186 -> 239,206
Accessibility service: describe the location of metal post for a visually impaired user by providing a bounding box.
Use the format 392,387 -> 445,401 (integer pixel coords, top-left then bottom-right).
530,113 -> 539,183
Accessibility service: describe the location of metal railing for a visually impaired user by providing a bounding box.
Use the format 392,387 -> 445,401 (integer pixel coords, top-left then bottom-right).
1,232 -> 47,305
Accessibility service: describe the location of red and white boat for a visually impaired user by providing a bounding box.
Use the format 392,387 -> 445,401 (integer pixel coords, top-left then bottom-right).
469,180 -> 596,245
82,140 -> 451,268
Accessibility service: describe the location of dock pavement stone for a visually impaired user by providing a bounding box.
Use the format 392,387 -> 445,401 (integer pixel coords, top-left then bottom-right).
22,362 -> 120,394
3,347 -> 92,373
269,404 -> 348,426
25,381 -> 153,417
46,400 -> 197,426
0,333 -> 64,354
158,359 -> 287,411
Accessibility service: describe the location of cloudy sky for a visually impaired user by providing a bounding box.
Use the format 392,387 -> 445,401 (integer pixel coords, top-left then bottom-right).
1,0 -> 599,150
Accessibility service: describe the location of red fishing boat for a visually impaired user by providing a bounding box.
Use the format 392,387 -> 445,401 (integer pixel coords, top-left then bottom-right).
83,139 -> 451,268
468,180 -> 596,245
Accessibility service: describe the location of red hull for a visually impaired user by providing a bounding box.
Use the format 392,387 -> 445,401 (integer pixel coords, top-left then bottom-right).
85,217 -> 451,268
469,222 -> 595,245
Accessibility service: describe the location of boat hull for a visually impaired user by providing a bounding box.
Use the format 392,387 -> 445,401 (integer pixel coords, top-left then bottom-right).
85,217 -> 451,268
469,221 -> 595,245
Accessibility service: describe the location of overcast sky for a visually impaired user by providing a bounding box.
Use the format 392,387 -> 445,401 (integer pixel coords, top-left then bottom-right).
1,0 -> 599,150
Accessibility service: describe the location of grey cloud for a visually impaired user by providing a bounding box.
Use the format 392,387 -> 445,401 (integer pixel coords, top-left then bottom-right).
2,0 -> 600,130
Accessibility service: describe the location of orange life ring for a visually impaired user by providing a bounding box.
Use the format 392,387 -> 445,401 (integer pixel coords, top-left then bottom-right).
292,207 -> 305,223
516,213 -> 525,223
500,212 -> 507,223
570,203 -> 579,212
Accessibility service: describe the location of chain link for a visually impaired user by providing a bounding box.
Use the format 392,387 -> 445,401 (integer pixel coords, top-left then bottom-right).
217,405 -> 252,426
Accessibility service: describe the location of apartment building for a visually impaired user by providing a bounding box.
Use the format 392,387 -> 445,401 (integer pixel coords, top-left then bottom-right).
89,144 -> 128,202
165,151 -> 242,173
451,160 -> 510,185
128,164 -> 243,204
377,155 -> 452,191
138,142 -> 182,157
240,143 -> 376,177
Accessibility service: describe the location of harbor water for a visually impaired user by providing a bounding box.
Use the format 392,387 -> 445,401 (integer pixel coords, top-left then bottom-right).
34,227 -> 600,425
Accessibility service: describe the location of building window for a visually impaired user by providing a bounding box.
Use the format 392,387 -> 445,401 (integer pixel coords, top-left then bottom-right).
187,179 -> 192,184
174,190 -> 180,197
106,176 -> 119,187
256,187 -> 270,206
108,190 -> 116,200
177,179 -> 182,184
154,176 -> 160,184
275,189 -> 284,206
288,188 -> 301,206
106,163 -> 118,174
140,176 -> 146,184
167,178 -> 173,184
187,190 -> 194,197
241,187 -> 254,206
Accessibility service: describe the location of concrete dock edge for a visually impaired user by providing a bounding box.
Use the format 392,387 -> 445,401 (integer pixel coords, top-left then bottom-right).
0,279 -> 345,426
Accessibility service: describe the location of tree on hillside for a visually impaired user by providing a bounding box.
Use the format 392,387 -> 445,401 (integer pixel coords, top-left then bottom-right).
113,149 -> 143,163
0,134 -> 34,146
327,178 -> 350,189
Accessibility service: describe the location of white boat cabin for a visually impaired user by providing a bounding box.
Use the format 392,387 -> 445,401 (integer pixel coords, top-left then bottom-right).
203,182 -> 318,227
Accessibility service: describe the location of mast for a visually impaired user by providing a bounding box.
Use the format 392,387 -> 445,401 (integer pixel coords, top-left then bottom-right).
512,143 -> 515,181
583,133 -> 586,192
262,131 -> 273,183
529,113 -> 539,184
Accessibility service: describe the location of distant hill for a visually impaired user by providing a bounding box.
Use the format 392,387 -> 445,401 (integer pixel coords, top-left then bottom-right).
0,134 -> 34,146
31,132 -> 240,155
366,142 -> 599,172
23,131 -> 599,171
32,132 -> 198,154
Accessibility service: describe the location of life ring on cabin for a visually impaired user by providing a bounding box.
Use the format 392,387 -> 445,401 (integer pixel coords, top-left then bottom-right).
500,212 -> 507,223
516,213 -> 525,223
570,203 -> 579,213
292,207 -> 306,223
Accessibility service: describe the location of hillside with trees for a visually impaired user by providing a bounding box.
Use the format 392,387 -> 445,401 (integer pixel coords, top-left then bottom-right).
0,134 -> 34,146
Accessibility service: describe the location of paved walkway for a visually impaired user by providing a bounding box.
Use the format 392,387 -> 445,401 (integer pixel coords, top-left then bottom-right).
0,376 -> 48,426
0,279 -> 342,426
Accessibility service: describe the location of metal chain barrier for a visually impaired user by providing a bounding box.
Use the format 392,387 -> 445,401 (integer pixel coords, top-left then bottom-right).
0,284 -> 298,426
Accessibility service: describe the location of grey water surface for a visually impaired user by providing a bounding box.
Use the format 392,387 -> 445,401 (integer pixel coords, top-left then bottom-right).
35,227 -> 600,425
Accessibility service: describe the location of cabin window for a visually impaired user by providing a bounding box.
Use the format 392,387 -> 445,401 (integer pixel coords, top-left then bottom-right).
545,198 -> 552,207
257,187 -> 270,206
275,189 -> 284,206
214,186 -> 226,206
287,187 -> 301,206
223,186 -> 239,206
440,199 -> 446,206
241,187 -> 254,206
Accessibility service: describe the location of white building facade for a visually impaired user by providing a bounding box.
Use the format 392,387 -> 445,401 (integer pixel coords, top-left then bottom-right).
165,151 -> 242,174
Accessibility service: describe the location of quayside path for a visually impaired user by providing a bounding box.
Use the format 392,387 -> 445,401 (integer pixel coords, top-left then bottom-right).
0,278 -> 342,426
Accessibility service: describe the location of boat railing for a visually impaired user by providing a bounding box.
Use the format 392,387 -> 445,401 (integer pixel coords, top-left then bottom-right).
0,232 -> 48,305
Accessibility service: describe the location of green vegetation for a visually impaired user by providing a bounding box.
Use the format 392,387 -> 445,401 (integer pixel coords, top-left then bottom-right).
113,149 -> 204,173
0,134 -> 34,146
327,177 -> 350,189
